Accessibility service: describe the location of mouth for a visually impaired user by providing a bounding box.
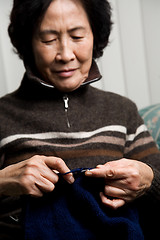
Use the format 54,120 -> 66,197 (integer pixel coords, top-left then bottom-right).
54,68 -> 78,78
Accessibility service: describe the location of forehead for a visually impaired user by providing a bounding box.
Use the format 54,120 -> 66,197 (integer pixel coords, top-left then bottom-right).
39,0 -> 90,31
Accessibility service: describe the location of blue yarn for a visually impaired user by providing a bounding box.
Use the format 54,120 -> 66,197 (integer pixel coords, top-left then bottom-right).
24,173 -> 144,240
59,167 -> 93,176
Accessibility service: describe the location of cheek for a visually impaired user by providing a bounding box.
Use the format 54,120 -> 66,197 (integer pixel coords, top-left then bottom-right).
33,45 -> 55,69
78,39 -> 93,60
77,44 -> 93,74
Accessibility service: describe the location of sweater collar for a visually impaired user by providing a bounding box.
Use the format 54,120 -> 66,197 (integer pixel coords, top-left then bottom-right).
25,60 -> 102,90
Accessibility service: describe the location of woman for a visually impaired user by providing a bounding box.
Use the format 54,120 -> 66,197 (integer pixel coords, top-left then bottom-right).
0,0 -> 160,239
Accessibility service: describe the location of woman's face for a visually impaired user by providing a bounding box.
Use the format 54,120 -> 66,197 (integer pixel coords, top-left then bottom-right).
32,0 -> 93,92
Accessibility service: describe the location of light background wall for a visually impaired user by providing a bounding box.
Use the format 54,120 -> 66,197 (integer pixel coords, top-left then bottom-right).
0,0 -> 160,109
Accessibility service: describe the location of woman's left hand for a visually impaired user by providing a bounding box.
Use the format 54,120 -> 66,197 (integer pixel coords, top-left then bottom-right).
85,159 -> 154,209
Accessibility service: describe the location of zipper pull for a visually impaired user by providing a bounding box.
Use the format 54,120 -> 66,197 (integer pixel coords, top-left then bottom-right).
63,95 -> 71,128
63,95 -> 69,110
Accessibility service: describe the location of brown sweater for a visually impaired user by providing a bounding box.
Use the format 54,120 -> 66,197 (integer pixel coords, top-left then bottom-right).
0,62 -> 160,239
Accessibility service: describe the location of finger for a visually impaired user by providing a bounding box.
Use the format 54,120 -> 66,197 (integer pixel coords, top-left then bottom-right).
20,172 -> 45,197
44,156 -> 75,184
85,161 -> 134,180
104,185 -> 128,200
85,164 -> 116,179
104,178 -> 136,193
22,159 -> 59,190
35,176 -> 56,193
30,185 -> 44,198
100,192 -> 125,209
23,182 -> 44,198
36,162 -> 59,184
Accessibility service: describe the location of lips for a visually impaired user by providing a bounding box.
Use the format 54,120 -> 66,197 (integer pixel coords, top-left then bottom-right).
54,68 -> 78,78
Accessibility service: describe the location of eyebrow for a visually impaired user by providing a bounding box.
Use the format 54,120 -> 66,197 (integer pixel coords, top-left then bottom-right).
39,26 -> 86,36
39,30 -> 58,37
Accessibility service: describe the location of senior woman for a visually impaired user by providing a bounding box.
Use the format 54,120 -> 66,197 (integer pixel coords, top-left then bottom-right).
0,0 -> 160,239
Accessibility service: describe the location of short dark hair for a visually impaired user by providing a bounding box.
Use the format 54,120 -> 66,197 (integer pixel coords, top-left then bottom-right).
8,0 -> 112,67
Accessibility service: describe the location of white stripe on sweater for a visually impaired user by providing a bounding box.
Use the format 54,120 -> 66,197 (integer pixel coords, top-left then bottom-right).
0,124 -> 147,148
0,125 -> 125,148
126,124 -> 148,142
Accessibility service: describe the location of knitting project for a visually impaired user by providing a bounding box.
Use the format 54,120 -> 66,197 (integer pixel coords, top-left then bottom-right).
24,171 -> 144,240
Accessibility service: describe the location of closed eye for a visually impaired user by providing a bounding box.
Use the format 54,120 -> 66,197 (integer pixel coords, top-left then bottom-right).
72,36 -> 84,40
42,39 -> 57,44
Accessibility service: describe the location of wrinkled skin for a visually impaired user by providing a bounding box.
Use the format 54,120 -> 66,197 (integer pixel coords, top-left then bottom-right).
85,158 -> 153,209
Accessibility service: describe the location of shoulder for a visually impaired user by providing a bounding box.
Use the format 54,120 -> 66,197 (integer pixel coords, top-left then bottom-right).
89,86 -> 137,111
0,88 -> 23,127
88,86 -> 141,130
0,91 -> 18,109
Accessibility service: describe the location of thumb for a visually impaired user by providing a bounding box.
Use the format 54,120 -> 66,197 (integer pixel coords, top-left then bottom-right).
44,156 -> 75,184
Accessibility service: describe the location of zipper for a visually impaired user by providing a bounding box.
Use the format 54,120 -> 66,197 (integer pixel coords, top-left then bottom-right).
63,95 -> 71,128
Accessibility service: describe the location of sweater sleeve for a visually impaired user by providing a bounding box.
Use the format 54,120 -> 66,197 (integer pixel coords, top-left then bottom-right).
124,100 -> 160,202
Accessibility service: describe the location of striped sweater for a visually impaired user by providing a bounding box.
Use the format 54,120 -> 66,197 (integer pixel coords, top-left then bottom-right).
0,62 -> 160,239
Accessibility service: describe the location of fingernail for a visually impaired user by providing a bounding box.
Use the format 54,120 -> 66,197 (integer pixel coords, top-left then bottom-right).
68,176 -> 75,184
100,192 -> 103,198
85,170 -> 93,176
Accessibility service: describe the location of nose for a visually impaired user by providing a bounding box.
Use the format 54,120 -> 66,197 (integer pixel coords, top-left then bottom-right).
55,39 -> 75,63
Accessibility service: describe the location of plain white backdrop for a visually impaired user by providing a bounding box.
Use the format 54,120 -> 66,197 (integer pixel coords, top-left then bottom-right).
0,0 -> 160,109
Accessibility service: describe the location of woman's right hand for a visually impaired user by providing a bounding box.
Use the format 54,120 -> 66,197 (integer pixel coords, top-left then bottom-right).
0,155 -> 74,197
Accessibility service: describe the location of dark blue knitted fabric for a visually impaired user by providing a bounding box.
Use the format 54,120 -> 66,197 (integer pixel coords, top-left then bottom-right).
24,174 -> 144,240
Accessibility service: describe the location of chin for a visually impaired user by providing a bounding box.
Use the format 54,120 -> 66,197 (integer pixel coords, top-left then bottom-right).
56,81 -> 83,92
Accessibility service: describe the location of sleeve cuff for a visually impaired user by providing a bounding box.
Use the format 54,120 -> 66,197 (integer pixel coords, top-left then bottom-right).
146,166 -> 160,201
